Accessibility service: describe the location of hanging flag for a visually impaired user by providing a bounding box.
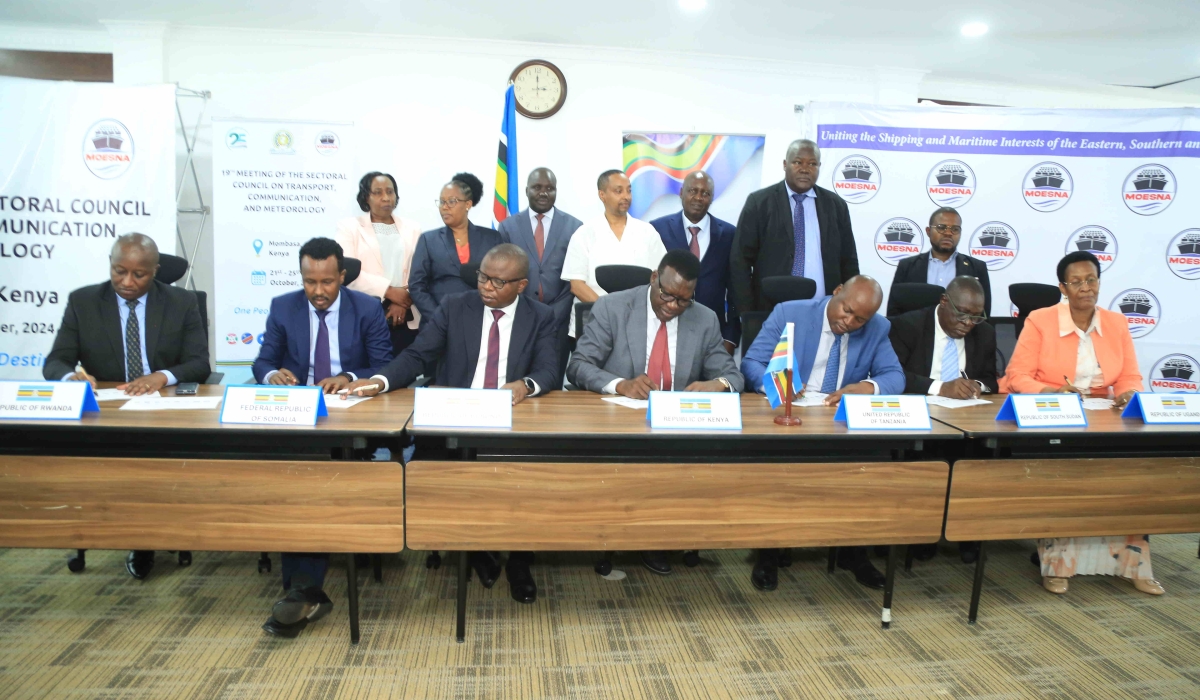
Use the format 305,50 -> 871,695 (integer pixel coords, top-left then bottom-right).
492,83 -> 519,226
762,322 -> 795,409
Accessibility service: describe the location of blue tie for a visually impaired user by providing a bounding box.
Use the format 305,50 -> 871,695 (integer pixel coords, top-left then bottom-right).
821,333 -> 842,394
313,309 -> 332,384
941,338 -> 960,383
791,193 -> 806,277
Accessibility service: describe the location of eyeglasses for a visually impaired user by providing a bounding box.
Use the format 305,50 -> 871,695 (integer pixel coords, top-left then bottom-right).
1064,277 -> 1099,290
657,290 -> 694,307
931,224 -> 963,234
946,297 -> 986,325
435,198 -> 467,208
476,270 -> 525,290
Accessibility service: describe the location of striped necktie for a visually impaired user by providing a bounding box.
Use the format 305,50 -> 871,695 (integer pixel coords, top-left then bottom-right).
124,298 -> 144,381
820,334 -> 841,394
941,337 -> 960,383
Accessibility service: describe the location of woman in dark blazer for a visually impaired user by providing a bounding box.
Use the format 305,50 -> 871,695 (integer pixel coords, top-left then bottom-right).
407,172 -> 503,321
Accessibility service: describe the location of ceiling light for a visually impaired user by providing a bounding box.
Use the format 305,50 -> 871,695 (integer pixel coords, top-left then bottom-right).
679,0 -> 707,11
961,22 -> 988,37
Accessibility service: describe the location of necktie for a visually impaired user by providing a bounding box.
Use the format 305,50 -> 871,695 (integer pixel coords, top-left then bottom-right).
484,309 -> 504,389
313,309 -> 332,384
124,298 -> 144,381
791,192 -> 806,277
647,321 -> 672,391
820,333 -> 842,394
688,226 -> 701,259
941,337 -> 960,383
534,214 -> 545,302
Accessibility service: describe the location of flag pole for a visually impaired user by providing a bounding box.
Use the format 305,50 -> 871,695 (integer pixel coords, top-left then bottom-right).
775,368 -> 802,426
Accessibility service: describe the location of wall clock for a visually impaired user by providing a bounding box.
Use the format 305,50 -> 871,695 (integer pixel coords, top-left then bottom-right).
509,60 -> 567,119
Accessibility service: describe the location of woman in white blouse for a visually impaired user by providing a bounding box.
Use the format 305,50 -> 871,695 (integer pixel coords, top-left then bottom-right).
335,172 -> 423,353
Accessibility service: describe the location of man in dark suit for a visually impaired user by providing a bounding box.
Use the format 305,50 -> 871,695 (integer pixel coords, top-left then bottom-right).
344,243 -> 557,606
730,139 -> 859,340
887,207 -> 992,317
498,167 -> 583,381
651,171 -> 740,353
252,237 -> 394,393
888,275 -> 996,565
44,232 -> 210,581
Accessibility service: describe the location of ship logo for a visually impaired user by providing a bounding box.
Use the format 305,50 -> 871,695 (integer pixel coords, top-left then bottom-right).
1122,163 -> 1175,215
1065,226 -> 1117,271
315,130 -> 340,156
271,129 -> 295,155
1166,229 -> 1200,280
225,128 -> 248,149
16,385 -> 55,402
679,399 -> 712,414
969,221 -> 1019,271
1109,289 -> 1160,339
831,154 -> 881,204
1150,354 -> 1199,393
1034,399 -> 1061,411
1022,162 -> 1073,212
926,160 -> 976,207
873,218 -> 926,266
82,119 -> 134,180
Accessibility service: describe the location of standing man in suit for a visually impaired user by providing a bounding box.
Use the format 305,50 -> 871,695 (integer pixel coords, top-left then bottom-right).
887,275 -> 995,563
45,232 -> 210,581
498,167 -> 583,382
741,275 -> 903,591
730,138 -> 859,342
888,207 -> 992,317
651,171 -> 740,354
344,243 -> 557,606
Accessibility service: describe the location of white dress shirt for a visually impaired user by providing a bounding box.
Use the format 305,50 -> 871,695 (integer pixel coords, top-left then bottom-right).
602,288 -> 678,394
471,295 -> 519,389
802,300 -> 878,395
373,222 -> 408,286
264,292 -> 353,385
784,183 -> 825,294
561,214 -> 668,337
63,291 -> 177,386
681,212 -> 710,261
1062,303 -> 1104,391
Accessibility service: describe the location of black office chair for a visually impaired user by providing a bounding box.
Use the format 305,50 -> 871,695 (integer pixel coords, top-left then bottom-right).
740,276 -> 817,357
1009,283 -> 1061,338
343,257 -> 362,286
886,283 -> 945,318
595,265 -> 652,294
459,261 -> 481,290
988,317 -> 1017,377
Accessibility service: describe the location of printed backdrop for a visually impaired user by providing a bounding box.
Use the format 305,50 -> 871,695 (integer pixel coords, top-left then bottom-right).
623,133 -> 765,224
807,102 -> 1200,393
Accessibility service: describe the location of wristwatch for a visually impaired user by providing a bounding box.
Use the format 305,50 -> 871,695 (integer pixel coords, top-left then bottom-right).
716,377 -> 732,392
523,377 -> 537,395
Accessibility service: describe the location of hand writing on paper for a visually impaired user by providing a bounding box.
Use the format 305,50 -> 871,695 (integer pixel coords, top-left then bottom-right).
66,370 -> 97,390
316,375 -> 350,394
268,368 -> 299,386
342,378 -> 384,398
939,378 -> 981,400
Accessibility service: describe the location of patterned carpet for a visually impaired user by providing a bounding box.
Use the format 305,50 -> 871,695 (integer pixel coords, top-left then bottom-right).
1,536 -> 1199,699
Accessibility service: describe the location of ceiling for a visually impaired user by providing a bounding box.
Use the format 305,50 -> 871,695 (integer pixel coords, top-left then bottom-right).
2,0 -> 1199,95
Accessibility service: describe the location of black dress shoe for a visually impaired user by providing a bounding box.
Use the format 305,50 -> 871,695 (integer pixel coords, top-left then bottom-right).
272,588 -> 334,626
844,562 -> 886,590
911,543 -> 938,562
469,552 -> 501,589
262,615 -> 308,638
751,560 -> 778,591
506,560 -> 537,604
960,542 -> 980,564
126,550 -> 154,580
777,548 -> 792,568
640,551 -> 672,576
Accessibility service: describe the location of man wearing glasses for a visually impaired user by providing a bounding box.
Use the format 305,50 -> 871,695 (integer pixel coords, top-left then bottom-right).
888,207 -> 992,317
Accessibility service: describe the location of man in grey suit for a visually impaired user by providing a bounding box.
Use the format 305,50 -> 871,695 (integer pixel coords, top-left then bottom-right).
498,167 -> 583,382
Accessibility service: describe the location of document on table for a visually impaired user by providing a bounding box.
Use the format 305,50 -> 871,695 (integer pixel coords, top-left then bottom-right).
925,396 -> 993,409
1082,398 -> 1114,411
602,396 -> 649,409
792,391 -> 829,407
93,388 -> 133,402
327,394 -> 374,409
118,396 -> 224,411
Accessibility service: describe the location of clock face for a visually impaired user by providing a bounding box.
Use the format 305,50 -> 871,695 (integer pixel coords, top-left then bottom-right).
510,61 -> 567,119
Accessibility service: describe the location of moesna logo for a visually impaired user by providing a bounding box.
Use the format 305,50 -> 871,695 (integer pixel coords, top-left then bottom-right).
1122,164 -> 1176,215
831,155 -> 881,204
927,160 -> 975,207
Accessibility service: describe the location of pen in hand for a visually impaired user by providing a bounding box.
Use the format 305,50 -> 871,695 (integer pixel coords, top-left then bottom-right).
337,383 -> 382,398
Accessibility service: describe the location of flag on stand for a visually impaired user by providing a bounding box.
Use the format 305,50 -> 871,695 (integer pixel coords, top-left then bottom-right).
492,83 -> 519,226
762,322 -> 795,409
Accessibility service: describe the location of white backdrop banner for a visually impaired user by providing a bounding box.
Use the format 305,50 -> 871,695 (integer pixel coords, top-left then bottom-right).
807,102 -> 1200,393
212,119 -> 356,384
0,78 -> 177,379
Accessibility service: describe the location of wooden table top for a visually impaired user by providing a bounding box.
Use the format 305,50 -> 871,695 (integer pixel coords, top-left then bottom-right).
928,394 -> 1200,438
404,389 -> 963,440
0,383 -> 414,436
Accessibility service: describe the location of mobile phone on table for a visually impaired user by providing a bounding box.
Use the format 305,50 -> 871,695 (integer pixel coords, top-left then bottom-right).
175,383 -> 199,395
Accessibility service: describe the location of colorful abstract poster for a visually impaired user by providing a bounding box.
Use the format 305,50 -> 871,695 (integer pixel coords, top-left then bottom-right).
622,133 -> 765,222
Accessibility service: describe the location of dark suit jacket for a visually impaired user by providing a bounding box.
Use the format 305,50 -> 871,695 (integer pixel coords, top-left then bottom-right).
888,252 -> 992,317
887,306 -> 999,395
730,181 -> 858,313
251,288 -> 393,383
498,207 -> 583,336
376,291 -> 558,393
43,280 -> 210,382
408,223 -> 503,321
651,212 -> 740,345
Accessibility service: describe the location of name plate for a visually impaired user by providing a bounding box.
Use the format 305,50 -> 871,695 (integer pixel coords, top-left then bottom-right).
995,393 -> 1087,427
833,394 -> 931,430
0,380 -> 98,420
219,385 -> 327,425
1121,392 -> 1200,424
412,387 -> 512,429
647,391 -> 742,430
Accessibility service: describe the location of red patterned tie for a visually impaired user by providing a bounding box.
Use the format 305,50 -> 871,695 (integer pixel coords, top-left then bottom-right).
534,214 -> 546,302
688,226 -> 701,260
484,309 -> 503,389
647,321 -> 672,391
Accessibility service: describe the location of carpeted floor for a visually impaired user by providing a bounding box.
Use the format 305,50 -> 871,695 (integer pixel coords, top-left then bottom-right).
1,536 -> 1199,699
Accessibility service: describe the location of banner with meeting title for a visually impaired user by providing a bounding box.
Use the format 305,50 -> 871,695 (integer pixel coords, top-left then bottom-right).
0,78 -> 177,380
211,119 -> 357,384
806,102 -> 1200,393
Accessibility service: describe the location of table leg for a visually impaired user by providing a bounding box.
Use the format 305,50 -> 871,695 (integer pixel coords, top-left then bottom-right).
968,541 -> 988,625
346,553 -> 360,645
904,545 -> 914,572
456,551 -> 468,643
882,545 -> 897,629
826,547 -> 837,573
372,554 -> 383,583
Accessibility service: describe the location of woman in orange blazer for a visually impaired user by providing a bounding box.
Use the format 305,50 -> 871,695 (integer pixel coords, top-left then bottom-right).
335,172 -> 423,354
1002,251 -> 1162,598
